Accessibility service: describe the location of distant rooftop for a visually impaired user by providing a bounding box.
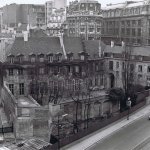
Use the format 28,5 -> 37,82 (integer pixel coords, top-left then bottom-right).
103,0 -> 149,10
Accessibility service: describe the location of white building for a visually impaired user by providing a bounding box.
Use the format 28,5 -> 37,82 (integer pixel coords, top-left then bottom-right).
45,0 -> 66,28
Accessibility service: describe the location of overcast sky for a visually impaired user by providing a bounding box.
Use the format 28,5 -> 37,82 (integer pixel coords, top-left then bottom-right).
0,0 -> 125,7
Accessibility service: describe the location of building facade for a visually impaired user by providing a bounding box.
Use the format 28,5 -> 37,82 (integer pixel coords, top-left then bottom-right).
2,4 -> 45,28
66,0 -> 102,40
102,1 -> 150,45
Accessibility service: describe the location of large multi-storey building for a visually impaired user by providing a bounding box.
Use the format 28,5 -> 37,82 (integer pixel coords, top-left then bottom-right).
45,0 -> 66,36
102,0 -> 150,45
66,0 -> 102,40
2,4 -> 45,28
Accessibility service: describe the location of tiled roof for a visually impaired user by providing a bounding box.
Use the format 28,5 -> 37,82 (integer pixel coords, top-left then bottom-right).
63,36 -> 84,59
83,40 -> 106,59
9,37 -> 63,56
30,29 -> 48,38
104,45 -> 150,56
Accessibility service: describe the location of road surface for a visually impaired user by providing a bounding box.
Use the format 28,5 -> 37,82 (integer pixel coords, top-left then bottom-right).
89,114 -> 150,150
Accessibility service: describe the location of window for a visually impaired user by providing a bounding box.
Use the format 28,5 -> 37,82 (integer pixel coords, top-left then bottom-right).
121,28 -> 125,35
138,28 -> 141,36
80,55 -> 85,61
75,66 -> 79,73
80,28 -> 85,32
122,62 -> 125,70
9,84 -> 14,95
116,62 -> 119,69
121,21 -> 125,26
148,66 -> 150,73
39,57 -> 44,62
126,28 -> 130,35
138,65 -> 142,72
9,57 -> 14,64
18,56 -> 23,63
56,55 -> 62,62
95,63 -> 99,71
109,61 -> 113,70
8,68 -> 13,76
48,56 -> 53,63
89,28 -> 94,32
30,56 -> 36,62
116,71 -> 119,77
132,20 -> 136,26
130,64 -> 134,71
132,29 -> 136,36
19,83 -> 24,95
138,20 -> 141,26
18,69 -> 23,75
39,68 -> 44,74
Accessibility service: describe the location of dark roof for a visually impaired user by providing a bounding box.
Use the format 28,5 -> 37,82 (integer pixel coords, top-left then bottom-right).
30,29 -> 48,38
9,37 -> 62,56
104,45 -> 150,56
63,36 -> 84,59
83,40 -> 106,59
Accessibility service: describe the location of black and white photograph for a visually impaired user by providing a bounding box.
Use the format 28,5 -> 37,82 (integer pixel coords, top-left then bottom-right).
0,0 -> 150,149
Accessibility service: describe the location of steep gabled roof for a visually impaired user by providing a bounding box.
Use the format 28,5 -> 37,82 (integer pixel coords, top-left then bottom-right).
83,40 -> 106,59
8,37 -> 62,56
63,36 -> 84,59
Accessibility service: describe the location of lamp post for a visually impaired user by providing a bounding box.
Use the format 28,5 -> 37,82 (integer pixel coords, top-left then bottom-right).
126,97 -> 131,120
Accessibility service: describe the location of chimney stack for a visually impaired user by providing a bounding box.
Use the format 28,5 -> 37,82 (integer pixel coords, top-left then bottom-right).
122,41 -> 125,47
23,31 -> 28,42
111,41 -> 114,48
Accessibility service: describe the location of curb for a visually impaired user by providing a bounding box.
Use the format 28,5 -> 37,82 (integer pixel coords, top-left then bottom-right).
85,113 -> 147,150
62,105 -> 150,150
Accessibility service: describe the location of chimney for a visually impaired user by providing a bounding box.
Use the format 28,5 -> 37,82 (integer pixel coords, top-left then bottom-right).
122,41 -> 125,47
111,41 -> 114,48
23,31 -> 28,42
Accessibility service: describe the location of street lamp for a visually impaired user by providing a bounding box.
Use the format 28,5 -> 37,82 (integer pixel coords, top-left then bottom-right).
57,113 -> 68,150
126,97 -> 131,120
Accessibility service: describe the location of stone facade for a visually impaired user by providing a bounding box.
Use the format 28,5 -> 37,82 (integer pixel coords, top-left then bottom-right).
1,82 -> 52,142
66,0 -> 102,40
102,1 -> 150,45
2,4 -> 45,28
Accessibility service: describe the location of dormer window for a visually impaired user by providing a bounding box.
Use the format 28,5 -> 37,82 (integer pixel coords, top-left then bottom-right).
38,53 -> 45,62
8,54 -> 15,64
10,57 -> 14,63
56,53 -> 62,62
47,53 -> 53,63
67,52 -> 74,61
81,55 -> 85,61
17,54 -> 24,63
29,53 -> 36,63
31,57 -> 36,62
79,52 -> 86,61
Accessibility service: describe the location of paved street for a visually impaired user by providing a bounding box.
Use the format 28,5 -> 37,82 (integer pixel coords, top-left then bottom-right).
89,114 -> 150,150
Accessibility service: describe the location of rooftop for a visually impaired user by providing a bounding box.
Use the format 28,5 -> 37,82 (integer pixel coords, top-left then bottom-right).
103,0 -> 148,10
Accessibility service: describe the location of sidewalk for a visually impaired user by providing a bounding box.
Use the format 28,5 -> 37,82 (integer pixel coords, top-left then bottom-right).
61,105 -> 150,150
